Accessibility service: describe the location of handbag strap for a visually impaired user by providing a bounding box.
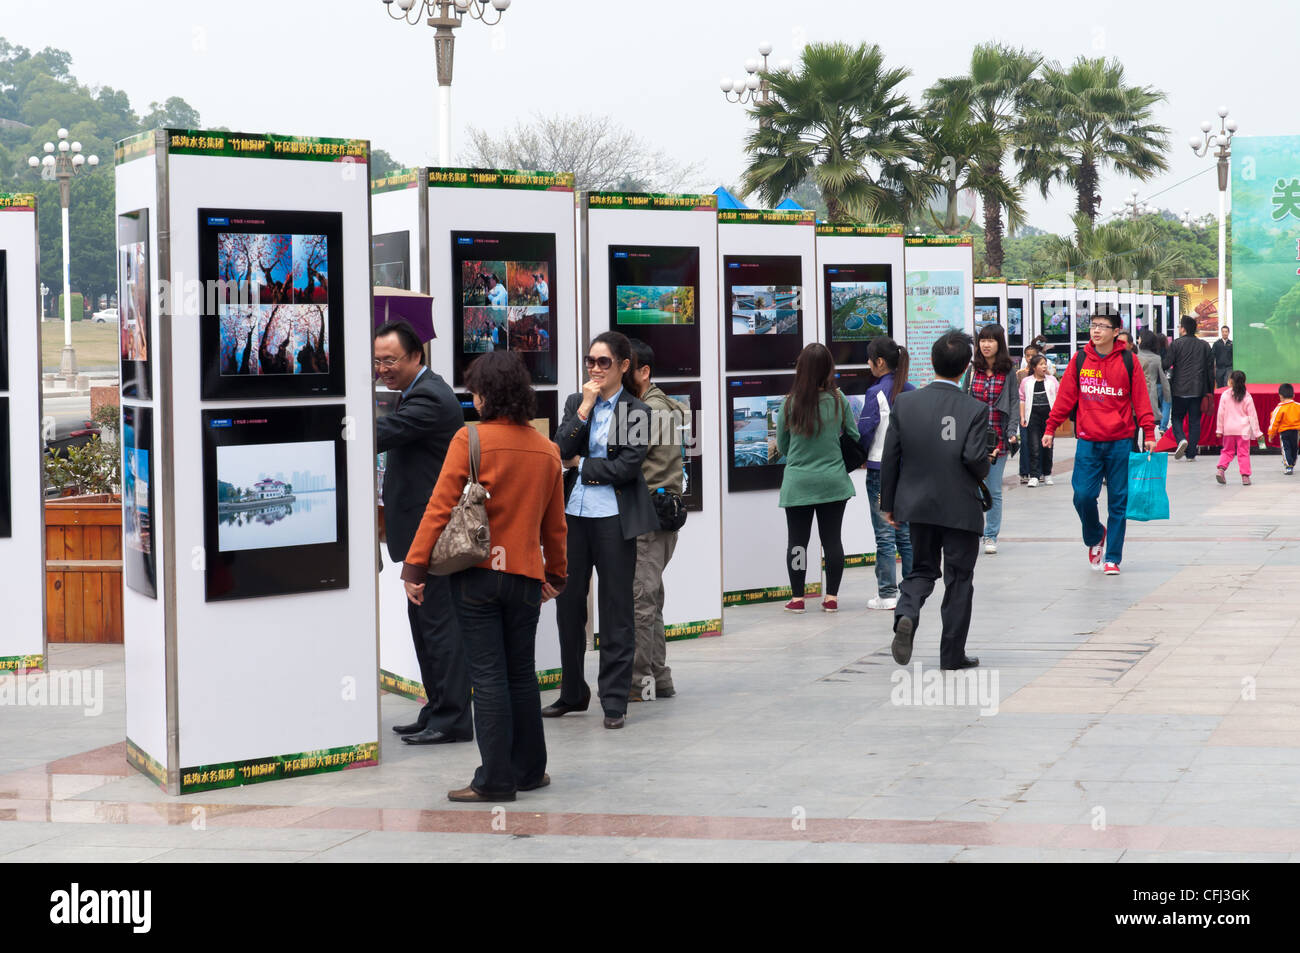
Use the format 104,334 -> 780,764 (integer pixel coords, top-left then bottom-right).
467,424 -> 480,484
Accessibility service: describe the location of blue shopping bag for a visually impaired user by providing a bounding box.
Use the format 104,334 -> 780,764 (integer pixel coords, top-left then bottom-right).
1127,451 -> 1170,522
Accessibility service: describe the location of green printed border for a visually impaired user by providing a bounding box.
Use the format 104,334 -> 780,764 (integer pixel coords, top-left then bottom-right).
371,168 -> 423,194
0,653 -> 44,672
905,235 -> 972,247
113,131 -> 155,166
973,277 -> 1005,284
825,553 -> 876,570
126,737 -> 167,790
816,223 -> 904,237
180,742 -> 379,794
665,618 -> 722,641
164,128 -> 368,163
428,167 -> 575,191
588,191 -> 717,211
718,209 -> 815,226
536,667 -> 562,689
379,668 -> 426,703
723,582 -> 822,607
0,193 -> 37,211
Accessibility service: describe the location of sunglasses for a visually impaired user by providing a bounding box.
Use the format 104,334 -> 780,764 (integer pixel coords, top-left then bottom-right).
584,355 -> 615,370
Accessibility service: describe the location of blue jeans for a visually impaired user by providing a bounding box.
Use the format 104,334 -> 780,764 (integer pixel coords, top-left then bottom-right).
984,455 -> 1007,540
1159,399 -> 1171,430
450,567 -> 548,796
866,468 -> 913,598
1072,438 -> 1130,565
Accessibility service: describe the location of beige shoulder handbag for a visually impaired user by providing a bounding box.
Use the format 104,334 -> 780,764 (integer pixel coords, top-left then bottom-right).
428,426 -> 492,575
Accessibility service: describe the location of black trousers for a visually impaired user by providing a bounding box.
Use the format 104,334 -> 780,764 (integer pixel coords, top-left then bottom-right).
556,515 -> 637,717
784,499 -> 848,598
1025,409 -> 1054,478
1281,430 -> 1298,468
407,573 -> 473,736
1171,395 -> 1204,458
895,522 -> 980,669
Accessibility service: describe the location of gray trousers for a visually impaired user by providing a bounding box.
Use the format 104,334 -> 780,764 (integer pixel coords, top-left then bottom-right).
632,529 -> 678,696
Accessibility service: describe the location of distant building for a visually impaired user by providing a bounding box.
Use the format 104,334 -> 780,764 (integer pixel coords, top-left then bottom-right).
251,478 -> 288,500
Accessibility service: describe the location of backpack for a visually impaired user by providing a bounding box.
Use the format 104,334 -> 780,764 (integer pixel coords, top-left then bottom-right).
1069,347 -> 1134,424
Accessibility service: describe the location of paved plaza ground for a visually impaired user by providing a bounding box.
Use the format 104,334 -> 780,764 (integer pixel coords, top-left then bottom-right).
4,439 -> 1300,862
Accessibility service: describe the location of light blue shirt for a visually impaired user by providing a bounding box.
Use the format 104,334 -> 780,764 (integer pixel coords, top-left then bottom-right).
487,282 -> 508,306
400,365 -> 428,401
566,387 -> 622,519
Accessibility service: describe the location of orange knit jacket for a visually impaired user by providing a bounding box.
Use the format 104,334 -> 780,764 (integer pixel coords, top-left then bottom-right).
1268,399 -> 1300,440
401,421 -> 568,590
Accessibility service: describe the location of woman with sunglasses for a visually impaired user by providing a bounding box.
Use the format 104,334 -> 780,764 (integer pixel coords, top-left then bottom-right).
543,331 -> 658,730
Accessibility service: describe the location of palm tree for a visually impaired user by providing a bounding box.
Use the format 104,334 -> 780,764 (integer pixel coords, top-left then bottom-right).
1016,57 -> 1170,224
1045,213 -> 1195,292
927,43 -> 1041,273
740,42 -> 926,223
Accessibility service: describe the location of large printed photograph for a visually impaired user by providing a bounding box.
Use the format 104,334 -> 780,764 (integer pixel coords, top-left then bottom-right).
824,262 -> 892,366
0,251 -> 8,393
199,208 -> 346,399
725,255 -> 803,371
121,405 -> 156,598
117,210 -> 151,398
372,230 -> 411,289
451,231 -> 558,385
0,397 -> 10,539
201,405 -> 350,602
727,374 -> 794,493
609,245 -> 701,377
1040,299 -> 1071,341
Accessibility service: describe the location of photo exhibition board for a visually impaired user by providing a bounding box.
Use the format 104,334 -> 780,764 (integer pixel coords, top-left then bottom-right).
372,230 -> 412,290
121,134 -> 379,787
586,192 -> 722,636
830,366 -> 879,566
426,170 -> 580,675
118,209 -> 152,398
813,225 -> 906,368
0,196 -> 43,671
371,169 -> 427,293
1006,283 -> 1030,358
122,405 -> 157,599
1034,285 -> 1077,365
902,238 -> 974,388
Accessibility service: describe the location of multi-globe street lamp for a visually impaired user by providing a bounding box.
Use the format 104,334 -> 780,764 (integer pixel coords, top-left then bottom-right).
1111,189 -> 1156,222
1190,107 -> 1237,331
27,126 -> 99,384
719,42 -> 791,124
381,0 -> 511,166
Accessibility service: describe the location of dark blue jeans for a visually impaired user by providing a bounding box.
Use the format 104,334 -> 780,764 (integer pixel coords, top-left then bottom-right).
1072,438 -> 1130,565
866,468 -> 913,598
450,567 -> 547,796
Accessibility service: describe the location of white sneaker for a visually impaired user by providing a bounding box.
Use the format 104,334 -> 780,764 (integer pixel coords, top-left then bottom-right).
984,538 -> 997,554
1027,477 -> 1039,488
867,596 -> 898,610
1043,476 -> 1054,486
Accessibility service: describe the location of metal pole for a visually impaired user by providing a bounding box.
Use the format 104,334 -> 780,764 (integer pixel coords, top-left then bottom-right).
439,84 -> 451,167
61,203 -> 71,348
1217,179 -> 1227,332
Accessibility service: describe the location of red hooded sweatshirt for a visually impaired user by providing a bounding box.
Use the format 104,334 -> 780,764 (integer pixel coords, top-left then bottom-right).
1044,340 -> 1155,444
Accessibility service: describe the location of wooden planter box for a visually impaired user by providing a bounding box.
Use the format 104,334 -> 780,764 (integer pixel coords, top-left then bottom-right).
45,494 -> 123,644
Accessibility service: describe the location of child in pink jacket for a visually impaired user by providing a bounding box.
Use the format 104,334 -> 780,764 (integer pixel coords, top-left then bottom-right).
1215,371 -> 1261,485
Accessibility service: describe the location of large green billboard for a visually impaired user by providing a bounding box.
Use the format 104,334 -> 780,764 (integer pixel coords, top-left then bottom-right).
1232,135 -> 1300,384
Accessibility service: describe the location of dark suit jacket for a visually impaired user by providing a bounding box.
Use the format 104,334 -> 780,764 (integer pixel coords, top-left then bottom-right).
377,367 -> 465,562
556,390 -> 658,540
880,381 -> 991,535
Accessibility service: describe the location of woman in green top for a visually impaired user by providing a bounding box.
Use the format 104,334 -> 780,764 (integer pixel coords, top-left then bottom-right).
777,343 -> 859,614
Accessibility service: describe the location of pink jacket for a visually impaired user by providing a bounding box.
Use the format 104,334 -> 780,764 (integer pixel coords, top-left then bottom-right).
1216,390 -> 1261,439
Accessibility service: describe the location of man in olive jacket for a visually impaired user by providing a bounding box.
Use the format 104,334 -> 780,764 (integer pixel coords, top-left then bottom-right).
880,330 -> 991,671
628,340 -> 686,702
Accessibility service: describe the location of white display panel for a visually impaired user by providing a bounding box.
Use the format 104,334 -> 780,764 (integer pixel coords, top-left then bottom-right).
714,215 -> 817,602
586,194 -> 723,634
0,198 -> 43,672
1034,284 -> 1078,362
1005,282 -> 1031,356
371,172 -> 425,293
902,239 -> 975,387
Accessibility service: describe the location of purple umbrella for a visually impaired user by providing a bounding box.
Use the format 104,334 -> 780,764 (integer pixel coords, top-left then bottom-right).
373,286 -> 436,343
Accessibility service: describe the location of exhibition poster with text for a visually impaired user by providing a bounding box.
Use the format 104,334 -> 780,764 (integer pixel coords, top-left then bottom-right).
905,270 -> 966,387
1232,135 -> 1300,384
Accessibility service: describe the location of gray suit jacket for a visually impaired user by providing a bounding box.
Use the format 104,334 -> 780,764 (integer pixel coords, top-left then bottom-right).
879,382 -> 991,535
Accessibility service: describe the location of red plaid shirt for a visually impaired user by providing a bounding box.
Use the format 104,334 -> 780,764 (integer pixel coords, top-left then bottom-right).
970,370 -> 1008,453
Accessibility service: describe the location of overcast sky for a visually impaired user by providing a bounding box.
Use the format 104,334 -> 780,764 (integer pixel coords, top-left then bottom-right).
11,0 -> 1292,234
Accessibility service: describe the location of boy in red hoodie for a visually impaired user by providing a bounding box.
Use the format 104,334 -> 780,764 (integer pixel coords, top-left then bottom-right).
1043,312 -> 1156,575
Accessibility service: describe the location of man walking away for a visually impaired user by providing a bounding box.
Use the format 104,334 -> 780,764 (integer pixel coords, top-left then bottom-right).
1212,325 -> 1234,389
1168,315 -> 1216,460
375,321 -> 474,745
880,331 -> 990,672
628,340 -> 685,702
1042,313 -> 1155,576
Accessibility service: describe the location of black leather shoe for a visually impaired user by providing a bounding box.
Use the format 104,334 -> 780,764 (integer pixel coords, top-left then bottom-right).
518,773 -> 551,791
941,656 -> 980,671
392,721 -> 426,735
891,616 -> 915,665
401,727 -> 473,745
541,698 -> 589,718
603,715 -> 625,729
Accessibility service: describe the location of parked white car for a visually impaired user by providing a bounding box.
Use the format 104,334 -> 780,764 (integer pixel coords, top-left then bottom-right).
91,309 -> 119,323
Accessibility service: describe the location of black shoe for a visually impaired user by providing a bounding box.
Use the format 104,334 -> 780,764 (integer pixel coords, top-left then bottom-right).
541,698 -> 589,718
392,721 -> 426,735
603,715 -> 625,729
401,727 -> 473,745
891,616 -> 915,665
518,773 -> 551,791
656,686 -> 676,698
941,656 -> 980,671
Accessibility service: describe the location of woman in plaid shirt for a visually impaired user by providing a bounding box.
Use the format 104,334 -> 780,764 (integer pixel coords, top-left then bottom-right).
964,324 -> 1019,554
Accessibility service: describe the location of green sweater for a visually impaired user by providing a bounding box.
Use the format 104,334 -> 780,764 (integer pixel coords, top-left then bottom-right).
776,390 -> 858,507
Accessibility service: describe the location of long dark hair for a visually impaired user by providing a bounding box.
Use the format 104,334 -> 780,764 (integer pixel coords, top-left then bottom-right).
464,351 -> 536,424
589,330 -> 638,395
867,336 -> 910,402
973,323 -> 1014,375
1230,369 -> 1247,403
784,343 -> 837,437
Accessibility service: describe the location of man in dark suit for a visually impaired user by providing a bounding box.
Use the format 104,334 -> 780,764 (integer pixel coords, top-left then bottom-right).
880,330 -> 991,671
374,321 -> 472,745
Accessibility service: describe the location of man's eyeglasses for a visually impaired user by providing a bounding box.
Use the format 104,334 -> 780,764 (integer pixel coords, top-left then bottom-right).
584,355 -> 614,370
1089,322 -> 1117,331
373,357 -> 404,370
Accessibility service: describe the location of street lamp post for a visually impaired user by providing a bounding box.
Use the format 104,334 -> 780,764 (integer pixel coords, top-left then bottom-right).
28,127 -> 99,385
1110,189 -> 1156,222
381,0 -> 511,166
718,43 -> 792,126
1190,107 -> 1237,332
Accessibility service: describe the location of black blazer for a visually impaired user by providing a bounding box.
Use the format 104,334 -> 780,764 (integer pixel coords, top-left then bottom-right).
377,367 -> 465,562
556,390 -> 658,540
879,382 -> 991,535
